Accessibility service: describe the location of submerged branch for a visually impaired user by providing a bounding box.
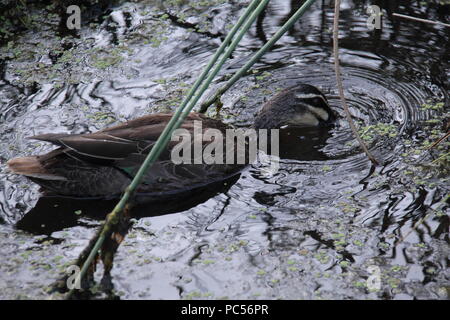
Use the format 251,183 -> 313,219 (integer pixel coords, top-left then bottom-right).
428,132 -> 450,150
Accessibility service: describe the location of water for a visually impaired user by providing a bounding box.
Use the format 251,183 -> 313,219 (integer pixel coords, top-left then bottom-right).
0,0 -> 448,299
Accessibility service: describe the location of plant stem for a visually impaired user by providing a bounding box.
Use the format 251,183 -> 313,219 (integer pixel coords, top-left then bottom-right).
199,0 -> 318,113
333,0 -> 379,166
393,13 -> 450,28
65,0 -> 270,298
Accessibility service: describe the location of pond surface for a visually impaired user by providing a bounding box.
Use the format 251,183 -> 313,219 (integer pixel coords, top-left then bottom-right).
0,0 -> 449,299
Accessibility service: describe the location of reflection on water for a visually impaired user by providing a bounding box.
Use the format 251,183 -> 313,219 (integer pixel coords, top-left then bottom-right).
0,0 -> 448,299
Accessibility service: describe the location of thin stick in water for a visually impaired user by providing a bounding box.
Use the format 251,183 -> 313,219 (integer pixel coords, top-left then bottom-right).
393,13 -> 450,28
333,0 -> 379,166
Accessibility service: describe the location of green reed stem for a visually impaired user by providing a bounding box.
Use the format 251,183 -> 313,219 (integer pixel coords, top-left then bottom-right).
199,0 -> 318,112
122,0 -> 270,187
68,0 -> 270,297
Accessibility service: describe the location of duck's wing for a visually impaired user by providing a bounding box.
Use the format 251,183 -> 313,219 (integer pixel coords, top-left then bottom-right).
31,133 -> 142,163
12,113 -> 245,197
31,113 -> 226,165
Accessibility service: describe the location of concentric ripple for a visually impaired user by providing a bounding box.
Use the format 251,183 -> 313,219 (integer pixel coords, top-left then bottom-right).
219,52 -> 446,172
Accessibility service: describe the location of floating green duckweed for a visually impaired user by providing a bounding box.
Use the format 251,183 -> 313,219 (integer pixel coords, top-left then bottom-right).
353,281 -> 366,288
334,239 -> 347,247
390,265 -> 405,273
421,102 -> 444,111
255,71 -> 272,81
91,52 -> 123,69
358,123 -> 398,143
414,243 -> 427,248
183,290 -> 202,300
256,269 -> 266,275
387,277 -> 401,289
353,240 -> 364,247
314,251 -> 330,264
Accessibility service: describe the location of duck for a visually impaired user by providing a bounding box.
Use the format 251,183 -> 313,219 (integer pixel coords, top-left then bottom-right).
7,83 -> 335,200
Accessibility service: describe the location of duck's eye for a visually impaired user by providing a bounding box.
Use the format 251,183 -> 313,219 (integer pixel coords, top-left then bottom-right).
312,98 -> 321,105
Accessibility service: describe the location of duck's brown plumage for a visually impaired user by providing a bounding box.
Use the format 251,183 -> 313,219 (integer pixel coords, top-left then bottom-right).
7,112 -> 243,198
7,84 -> 336,199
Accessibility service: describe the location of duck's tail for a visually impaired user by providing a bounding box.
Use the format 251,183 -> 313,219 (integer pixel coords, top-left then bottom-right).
7,157 -> 66,181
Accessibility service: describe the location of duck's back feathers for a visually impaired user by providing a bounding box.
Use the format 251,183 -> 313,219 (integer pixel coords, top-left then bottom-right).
8,112 -> 243,198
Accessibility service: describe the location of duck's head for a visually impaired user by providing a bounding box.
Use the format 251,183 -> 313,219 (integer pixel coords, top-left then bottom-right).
254,84 -> 336,129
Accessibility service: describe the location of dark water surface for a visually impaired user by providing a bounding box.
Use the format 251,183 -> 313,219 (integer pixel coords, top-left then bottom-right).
0,0 -> 448,299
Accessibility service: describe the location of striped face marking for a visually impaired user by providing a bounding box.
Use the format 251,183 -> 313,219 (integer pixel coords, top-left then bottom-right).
295,93 -> 330,121
306,105 -> 330,121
